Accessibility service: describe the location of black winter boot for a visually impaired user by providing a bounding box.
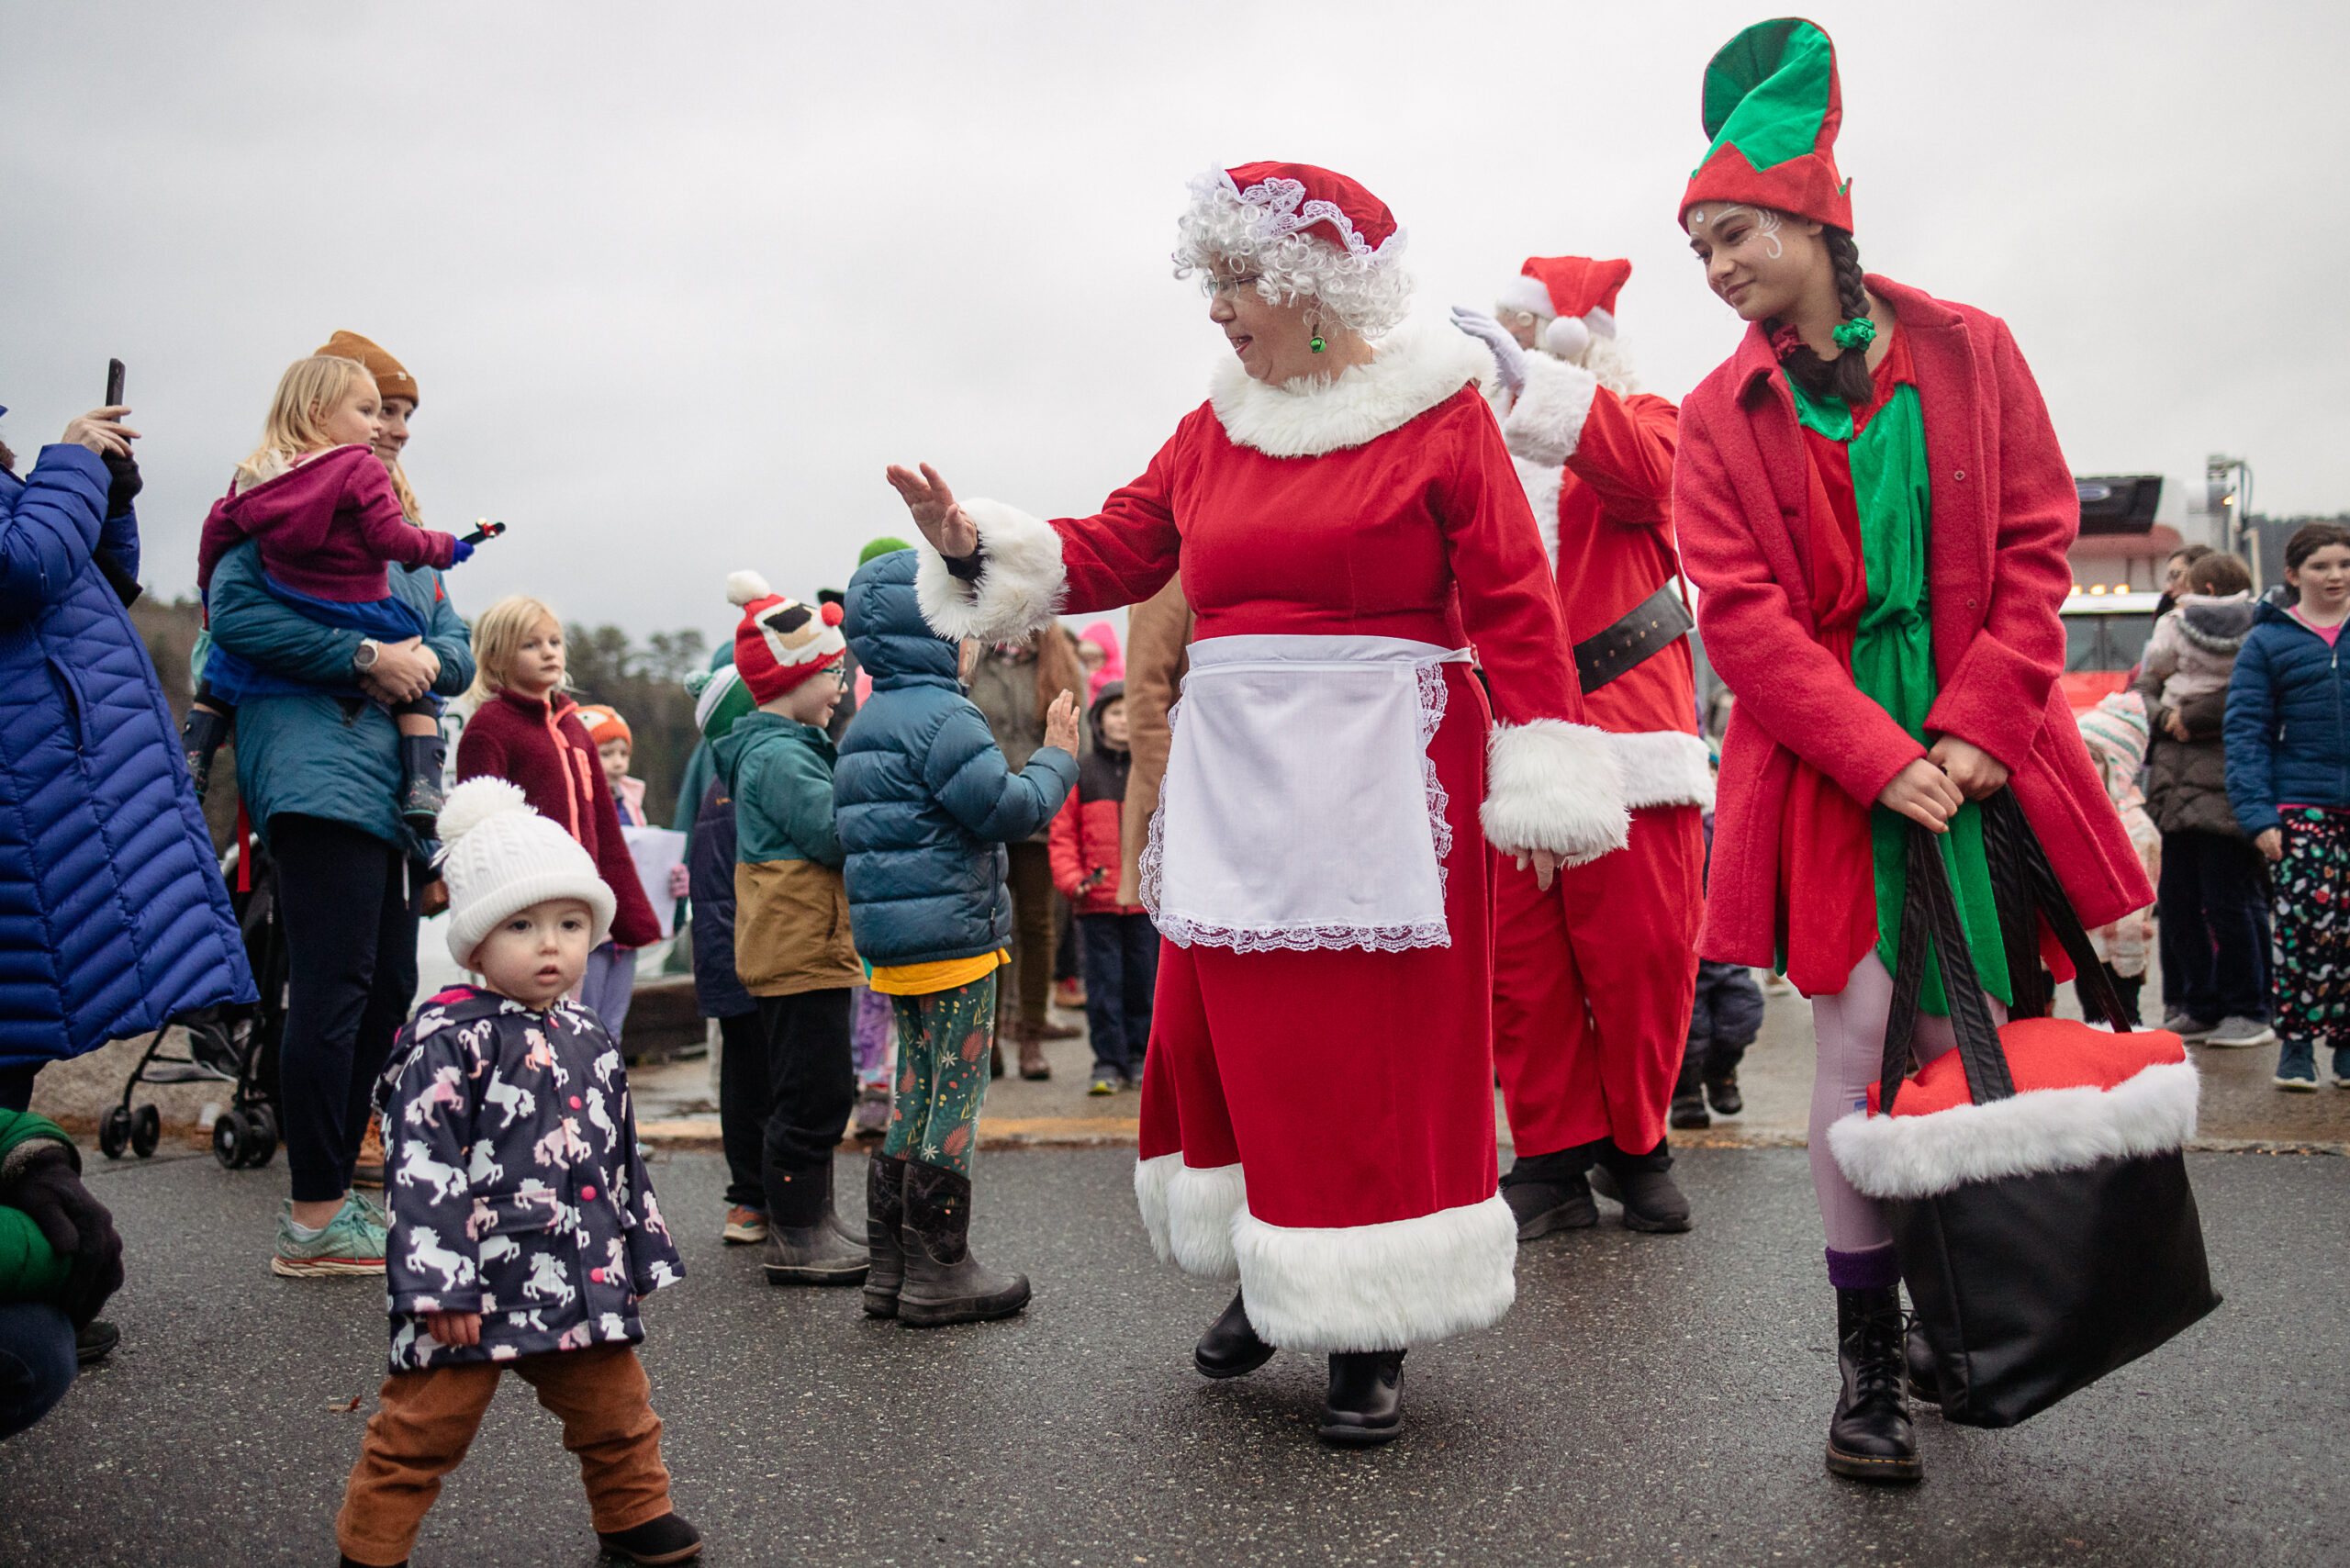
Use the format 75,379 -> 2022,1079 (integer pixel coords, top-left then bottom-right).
1588,1138 -> 1694,1233
762,1160 -> 869,1286
1318,1350 -> 1406,1447
898,1160 -> 1029,1327
863,1154 -> 906,1318
1499,1144 -> 1600,1240
1704,1067 -> 1745,1116
180,704 -> 229,801
1825,1285 -> 1921,1483
1193,1289 -> 1275,1379
397,733 -> 447,834
822,1158 -> 862,1245
597,1510 -> 704,1563
1670,1049 -> 1712,1130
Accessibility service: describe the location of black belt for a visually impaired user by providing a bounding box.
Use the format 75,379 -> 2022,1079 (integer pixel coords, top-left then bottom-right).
1573,579 -> 1694,695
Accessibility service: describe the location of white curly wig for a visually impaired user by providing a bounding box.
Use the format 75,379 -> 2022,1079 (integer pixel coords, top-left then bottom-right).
1169,168 -> 1414,338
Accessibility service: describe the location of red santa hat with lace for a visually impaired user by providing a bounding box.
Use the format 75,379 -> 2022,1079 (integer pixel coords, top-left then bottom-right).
1495,256 -> 1633,364
727,570 -> 846,704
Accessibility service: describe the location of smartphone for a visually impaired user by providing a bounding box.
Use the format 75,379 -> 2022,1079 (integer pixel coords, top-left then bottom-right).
458,519 -> 508,546
105,359 -> 125,408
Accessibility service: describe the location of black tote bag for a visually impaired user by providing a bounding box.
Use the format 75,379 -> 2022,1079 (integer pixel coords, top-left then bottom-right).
1859,793 -> 2221,1428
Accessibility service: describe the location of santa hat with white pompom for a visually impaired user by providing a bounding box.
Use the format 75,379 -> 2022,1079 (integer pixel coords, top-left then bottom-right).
435,778 -> 616,969
1497,256 -> 1633,362
728,569 -> 847,705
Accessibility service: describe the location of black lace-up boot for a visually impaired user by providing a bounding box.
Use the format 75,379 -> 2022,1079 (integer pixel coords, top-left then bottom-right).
1825,1285 -> 1921,1482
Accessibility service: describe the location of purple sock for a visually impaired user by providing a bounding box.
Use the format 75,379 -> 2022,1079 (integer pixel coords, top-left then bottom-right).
1825,1244 -> 1900,1291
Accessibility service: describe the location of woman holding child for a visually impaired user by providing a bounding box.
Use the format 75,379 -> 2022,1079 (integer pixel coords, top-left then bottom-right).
889,162 -> 1628,1445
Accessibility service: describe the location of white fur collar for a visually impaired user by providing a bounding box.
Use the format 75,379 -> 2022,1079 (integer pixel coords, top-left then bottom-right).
1209,316 -> 1492,458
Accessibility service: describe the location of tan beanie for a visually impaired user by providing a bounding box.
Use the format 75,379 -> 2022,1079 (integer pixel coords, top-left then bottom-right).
315,329 -> 420,408
435,778 -> 614,969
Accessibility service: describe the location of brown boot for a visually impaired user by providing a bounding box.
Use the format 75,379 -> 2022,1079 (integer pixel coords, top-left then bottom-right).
1013,1023 -> 1051,1081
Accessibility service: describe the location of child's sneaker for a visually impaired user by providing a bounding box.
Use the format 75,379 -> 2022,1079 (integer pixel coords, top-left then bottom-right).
1088,1064 -> 1121,1096
2206,1016 -> 2277,1048
2274,1037 -> 2320,1092
722,1205 -> 769,1246
2333,1047 -> 2350,1088
597,1511 -> 702,1564
2161,1010 -> 2218,1040
272,1194 -> 388,1277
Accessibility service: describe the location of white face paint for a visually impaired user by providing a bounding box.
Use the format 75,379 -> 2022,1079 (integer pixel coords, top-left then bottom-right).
1720,204 -> 1785,259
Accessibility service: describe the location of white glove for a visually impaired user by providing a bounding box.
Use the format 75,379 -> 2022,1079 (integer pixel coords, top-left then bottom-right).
1450,307 -> 1526,395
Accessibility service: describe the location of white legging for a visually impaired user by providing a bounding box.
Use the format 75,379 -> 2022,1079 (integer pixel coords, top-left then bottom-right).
1807,953 -> 2005,1253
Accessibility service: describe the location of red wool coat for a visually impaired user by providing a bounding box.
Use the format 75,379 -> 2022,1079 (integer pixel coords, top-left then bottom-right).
454,690 -> 663,948
1674,275 -> 2152,974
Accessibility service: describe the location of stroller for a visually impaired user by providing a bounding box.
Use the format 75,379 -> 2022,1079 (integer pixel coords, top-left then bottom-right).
96,835 -> 289,1169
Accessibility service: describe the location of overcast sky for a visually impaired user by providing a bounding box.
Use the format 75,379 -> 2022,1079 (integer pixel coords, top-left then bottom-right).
5,0 -> 2343,650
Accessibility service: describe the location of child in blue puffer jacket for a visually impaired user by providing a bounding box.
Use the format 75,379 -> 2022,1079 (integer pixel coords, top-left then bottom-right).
833,548 -> 1077,1329
2225,521 -> 2350,1091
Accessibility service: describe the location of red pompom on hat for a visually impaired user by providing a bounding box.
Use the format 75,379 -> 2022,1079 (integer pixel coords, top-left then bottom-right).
727,569 -> 846,705
1680,17 -> 1853,231
1211,162 -> 1404,259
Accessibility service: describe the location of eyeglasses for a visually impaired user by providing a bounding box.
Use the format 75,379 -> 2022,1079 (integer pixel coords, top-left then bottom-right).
1198,271 -> 1265,300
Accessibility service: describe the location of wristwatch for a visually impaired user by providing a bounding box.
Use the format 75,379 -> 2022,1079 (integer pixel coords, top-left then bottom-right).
353,638 -> 382,672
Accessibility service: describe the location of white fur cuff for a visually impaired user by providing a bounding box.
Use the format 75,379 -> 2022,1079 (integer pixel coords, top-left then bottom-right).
913,498 -> 1068,644
1608,729 -> 1717,812
1482,720 -> 1630,866
1133,1155 -> 1244,1281
1501,353 -> 1600,469
1827,1060 -> 2199,1200
1236,1193 -> 1517,1352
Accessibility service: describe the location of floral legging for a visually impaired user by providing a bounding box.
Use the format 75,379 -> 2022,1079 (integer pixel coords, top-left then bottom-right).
883,976 -> 997,1176
2273,807 -> 2350,1052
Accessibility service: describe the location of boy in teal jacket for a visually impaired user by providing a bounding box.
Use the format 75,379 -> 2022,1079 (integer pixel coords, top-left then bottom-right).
710,574 -> 866,1286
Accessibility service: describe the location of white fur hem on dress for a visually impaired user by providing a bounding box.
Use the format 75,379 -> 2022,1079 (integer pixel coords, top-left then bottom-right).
1482,720 -> 1630,866
1500,353 -> 1600,469
1133,1154 -> 1244,1280
1608,729 -> 1717,812
1235,1193 -> 1518,1352
1827,1059 -> 2199,1200
1209,317 -> 1491,459
912,498 -> 1067,644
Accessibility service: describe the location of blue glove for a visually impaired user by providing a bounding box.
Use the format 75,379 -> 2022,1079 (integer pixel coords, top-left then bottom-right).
449,538 -> 476,565
1450,307 -> 1526,396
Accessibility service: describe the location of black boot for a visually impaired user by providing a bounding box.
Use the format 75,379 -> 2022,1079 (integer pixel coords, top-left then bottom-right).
762,1161 -> 869,1286
1905,1325 -> 1942,1408
822,1158 -> 862,1246
180,705 -> 229,801
1825,1285 -> 1921,1483
1704,1067 -> 1744,1116
1499,1144 -> 1600,1240
1588,1138 -> 1694,1233
1670,1049 -> 1711,1130
1318,1350 -> 1405,1447
596,1510 -> 703,1563
397,733 -> 447,834
1193,1289 -> 1275,1379
898,1159 -> 1029,1327
863,1154 -> 906,1318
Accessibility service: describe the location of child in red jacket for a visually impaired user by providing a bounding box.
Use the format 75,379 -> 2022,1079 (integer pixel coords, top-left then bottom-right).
453,597 -> 663,991
1048,683 -> 1158,1094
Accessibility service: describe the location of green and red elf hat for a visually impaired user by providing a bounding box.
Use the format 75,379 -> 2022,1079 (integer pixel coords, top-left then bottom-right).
1679,17 -> 1852,232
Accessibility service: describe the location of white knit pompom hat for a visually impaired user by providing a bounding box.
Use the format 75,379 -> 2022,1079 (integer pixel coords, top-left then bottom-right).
435,778 -> 616,969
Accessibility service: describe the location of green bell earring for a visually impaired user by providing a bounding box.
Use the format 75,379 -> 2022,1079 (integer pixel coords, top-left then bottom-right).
1310,331 -> 1327,354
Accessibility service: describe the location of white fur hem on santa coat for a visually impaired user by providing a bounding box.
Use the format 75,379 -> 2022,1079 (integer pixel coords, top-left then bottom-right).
914,498 -> 1068,645
1609,729 -> 1717,812
1483,720 -> 1630,866
1827,1059 -> 2199,1200
1133,1153 -> 1244,1280
1498,353 -> 1600,470
1209,316 -> 1493,458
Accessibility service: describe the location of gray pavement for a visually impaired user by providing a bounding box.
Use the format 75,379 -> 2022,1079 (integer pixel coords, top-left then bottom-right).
5,1140 -> 2344,1567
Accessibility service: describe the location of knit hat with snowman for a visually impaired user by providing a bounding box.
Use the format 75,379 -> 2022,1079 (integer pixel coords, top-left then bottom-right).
728,570 -> 846,705
435,778 -> 616,969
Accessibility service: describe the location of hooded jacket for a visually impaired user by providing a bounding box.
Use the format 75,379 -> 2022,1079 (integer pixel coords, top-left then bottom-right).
713,711 -> 860,996
2141,591 -> 2256,710
833,549 -> 1076,967
2224,598 -> 2350,836
196,443 -> 458,603
1049,683 -> 1142,916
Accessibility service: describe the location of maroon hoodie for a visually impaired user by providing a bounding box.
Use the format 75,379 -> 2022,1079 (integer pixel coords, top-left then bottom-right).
196,443 -> 457,601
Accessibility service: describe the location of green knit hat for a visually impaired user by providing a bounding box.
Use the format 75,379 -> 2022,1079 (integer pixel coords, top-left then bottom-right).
858,535 -> 912,566
683,662 -> 755,741
1680,17 -> 1852,231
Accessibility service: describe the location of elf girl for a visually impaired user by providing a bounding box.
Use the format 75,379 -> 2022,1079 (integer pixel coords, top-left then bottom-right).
1670,19 -> 2150,1484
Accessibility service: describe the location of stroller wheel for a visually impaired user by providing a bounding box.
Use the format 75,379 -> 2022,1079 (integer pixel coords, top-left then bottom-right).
130,1103 -> 162,1159
98,1106 -> 132,1160
244,1105 -> 279,1168
213,1110 -> 251,1170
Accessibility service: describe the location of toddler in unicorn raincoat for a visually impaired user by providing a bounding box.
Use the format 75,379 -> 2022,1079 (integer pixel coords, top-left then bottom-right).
335,778 -> 699,1568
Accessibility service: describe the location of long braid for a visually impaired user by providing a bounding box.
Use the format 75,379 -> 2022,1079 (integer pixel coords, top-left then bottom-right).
1774,226 -> 1874,406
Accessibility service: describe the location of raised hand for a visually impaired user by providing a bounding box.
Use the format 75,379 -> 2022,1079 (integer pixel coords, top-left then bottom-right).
884,462 -> 979,560
1449,308 -> 1526,394
1043,689 -> 1081,754
63,405 -> 140,458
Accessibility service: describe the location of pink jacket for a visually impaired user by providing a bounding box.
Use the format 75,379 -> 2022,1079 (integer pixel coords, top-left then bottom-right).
1674,275 -> 2152,968
196,444 -> 458,602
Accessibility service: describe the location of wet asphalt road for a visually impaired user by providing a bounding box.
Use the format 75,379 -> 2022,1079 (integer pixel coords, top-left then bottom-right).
4,1144 -> 2343,1568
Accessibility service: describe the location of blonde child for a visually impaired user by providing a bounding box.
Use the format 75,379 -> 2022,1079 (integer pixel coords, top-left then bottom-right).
453,599 -> 663,1021
335,778 -> 698,1568
188,354 -> 473,828
2075,692 -> 2163,1025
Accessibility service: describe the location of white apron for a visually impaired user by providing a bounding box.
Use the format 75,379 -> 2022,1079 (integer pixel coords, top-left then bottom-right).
1139,633 -> 1469,954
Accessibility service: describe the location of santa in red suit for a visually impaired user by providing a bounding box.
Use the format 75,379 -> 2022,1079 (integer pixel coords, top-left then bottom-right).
1452,258 -> 1713,1239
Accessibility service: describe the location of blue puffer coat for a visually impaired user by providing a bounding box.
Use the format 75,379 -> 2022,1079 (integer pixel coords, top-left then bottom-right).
2225,599 -> 2350,837
834,549 -> 1076,967
0,444 -> 253,1070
